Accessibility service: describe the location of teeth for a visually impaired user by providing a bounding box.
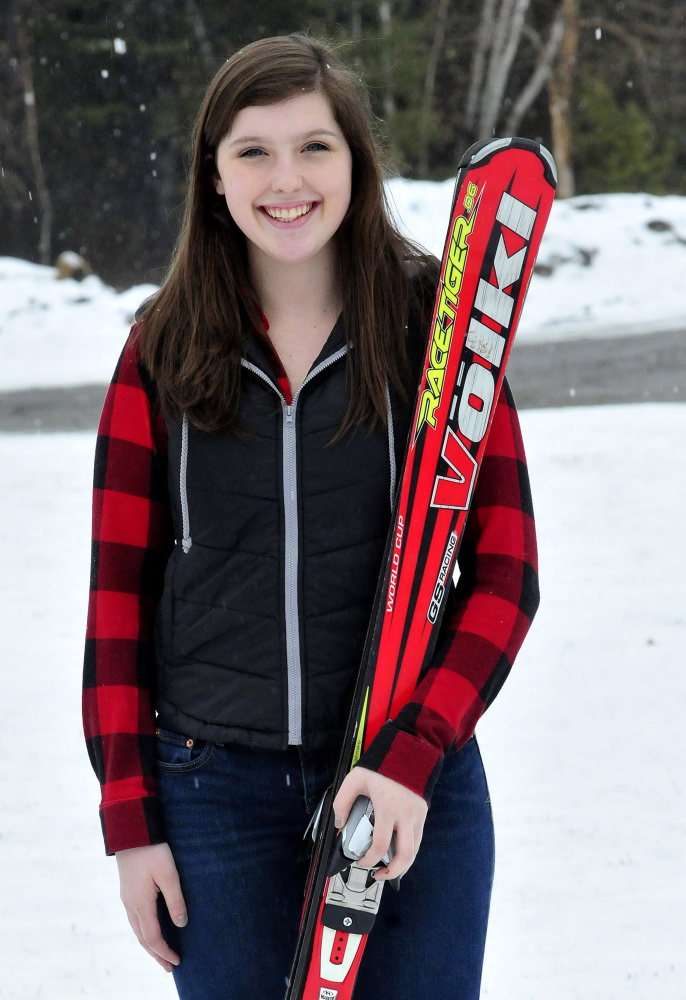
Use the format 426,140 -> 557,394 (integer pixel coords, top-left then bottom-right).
264,203 -> 313,221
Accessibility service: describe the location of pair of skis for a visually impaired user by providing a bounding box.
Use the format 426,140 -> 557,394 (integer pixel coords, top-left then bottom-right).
285,138 -> 557,1000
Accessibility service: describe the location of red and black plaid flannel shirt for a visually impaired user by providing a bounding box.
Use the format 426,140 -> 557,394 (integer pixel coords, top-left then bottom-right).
83,331 -> 538,855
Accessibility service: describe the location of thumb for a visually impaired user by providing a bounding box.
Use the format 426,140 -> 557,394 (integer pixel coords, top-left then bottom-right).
332,774 -> 366,830
157,863 -> 188,928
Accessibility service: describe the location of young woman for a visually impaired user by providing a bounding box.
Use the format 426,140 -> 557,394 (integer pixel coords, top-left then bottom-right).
83,34 -> 539,1000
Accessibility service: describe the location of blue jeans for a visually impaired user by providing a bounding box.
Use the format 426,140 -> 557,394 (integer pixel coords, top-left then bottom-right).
156,730 -> 494,1000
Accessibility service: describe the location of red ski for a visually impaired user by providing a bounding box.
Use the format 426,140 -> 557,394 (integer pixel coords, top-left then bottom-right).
285,137 -> 557,1000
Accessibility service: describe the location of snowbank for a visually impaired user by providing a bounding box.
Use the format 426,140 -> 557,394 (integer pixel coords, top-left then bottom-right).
0,256 -> 156,392
0,403 -> 684,997
2,186 -> 686,391
388,182 -> 686,342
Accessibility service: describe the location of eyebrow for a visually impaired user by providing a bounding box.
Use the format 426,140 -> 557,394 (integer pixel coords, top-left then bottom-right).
227,128 -> 341,148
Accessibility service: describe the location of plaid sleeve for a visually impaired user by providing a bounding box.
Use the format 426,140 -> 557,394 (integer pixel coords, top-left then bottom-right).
356,380 -> 539,804
82,329 -> 173,855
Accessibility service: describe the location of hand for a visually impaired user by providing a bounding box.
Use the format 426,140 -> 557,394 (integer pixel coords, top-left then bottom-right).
116,842 -> 188,972
332,766 -> 428,882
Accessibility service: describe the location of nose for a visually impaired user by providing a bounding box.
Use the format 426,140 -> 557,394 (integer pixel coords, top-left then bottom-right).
270,152 -> 303,195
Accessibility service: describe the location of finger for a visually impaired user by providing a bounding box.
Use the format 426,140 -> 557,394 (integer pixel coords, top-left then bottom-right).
128,909 -> 177,973
138,906 -> 181,968
157,867 -> 188,929
413,817 -> 425,857
376,822 -> 415,881
357,814 -> 394,869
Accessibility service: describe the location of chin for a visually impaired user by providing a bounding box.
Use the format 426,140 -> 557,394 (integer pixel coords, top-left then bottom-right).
267,243 -> 322,265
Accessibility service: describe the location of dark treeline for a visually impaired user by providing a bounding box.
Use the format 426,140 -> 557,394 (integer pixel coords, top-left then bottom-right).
1,0 -> 684,287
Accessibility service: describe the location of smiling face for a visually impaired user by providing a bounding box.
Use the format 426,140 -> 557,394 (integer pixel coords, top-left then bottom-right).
213,90 -> 353,270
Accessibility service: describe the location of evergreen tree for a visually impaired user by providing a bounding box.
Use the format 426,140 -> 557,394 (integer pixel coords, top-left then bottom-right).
573,77 -> 673,194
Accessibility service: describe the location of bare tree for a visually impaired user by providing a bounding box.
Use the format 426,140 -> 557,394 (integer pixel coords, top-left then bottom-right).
418,0 -> 451,178
478,0 -> 531,140
548,0 -> 579,198
463,0 -> 499,138
378,2 -> 396,119
13,5 -> 52,265
505,4 -> 565,135
462,0 -> 535,144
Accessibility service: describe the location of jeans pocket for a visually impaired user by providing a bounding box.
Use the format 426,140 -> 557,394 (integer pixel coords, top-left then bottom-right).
156,727 -> 214,774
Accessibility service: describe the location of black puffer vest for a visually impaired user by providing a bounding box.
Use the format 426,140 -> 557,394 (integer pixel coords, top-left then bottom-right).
155,316 -> 419,752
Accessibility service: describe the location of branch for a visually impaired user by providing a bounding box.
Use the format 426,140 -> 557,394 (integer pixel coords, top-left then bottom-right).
626,21 -> 686,42
521,23 -> 543,54
578,17 -> 656,114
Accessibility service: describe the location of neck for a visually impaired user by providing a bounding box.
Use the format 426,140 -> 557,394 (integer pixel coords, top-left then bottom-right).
248,241 -> 341,325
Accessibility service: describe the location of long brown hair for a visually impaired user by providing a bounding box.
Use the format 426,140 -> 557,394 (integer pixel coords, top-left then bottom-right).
137,34 -> 437,433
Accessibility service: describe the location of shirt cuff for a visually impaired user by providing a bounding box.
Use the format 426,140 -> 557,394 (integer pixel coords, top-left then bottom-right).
100,795 -> 167,856
354,720 -> 444,805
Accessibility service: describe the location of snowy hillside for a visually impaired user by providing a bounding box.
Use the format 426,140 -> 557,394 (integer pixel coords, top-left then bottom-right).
2,188 -> 686,392
1,402 -> 684,998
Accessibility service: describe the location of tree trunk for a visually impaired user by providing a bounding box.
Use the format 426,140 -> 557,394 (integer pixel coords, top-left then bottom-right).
418,0 -> 451,178
463,0 -> 498,136
351,0 -> 362,43
351,0 -> 363,72
14,6 -> 52,266
548,0 -> 579,198
378,2 -> 396,119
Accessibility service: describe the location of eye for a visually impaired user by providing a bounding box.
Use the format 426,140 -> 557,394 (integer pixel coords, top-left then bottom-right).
239,147 -> 266,159
303,141 -> 330,153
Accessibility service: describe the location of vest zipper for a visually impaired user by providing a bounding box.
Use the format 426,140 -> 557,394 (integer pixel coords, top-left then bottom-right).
282,401 -> 301,743
242,346 -> 347,745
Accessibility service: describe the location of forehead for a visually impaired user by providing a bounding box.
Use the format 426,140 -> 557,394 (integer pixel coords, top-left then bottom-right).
224,90 -> 341,144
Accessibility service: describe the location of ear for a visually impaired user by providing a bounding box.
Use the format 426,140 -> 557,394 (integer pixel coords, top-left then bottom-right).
205,152 -> 225,196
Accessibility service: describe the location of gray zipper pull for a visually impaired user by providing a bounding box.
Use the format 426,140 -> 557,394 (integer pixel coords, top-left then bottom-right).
285,404 -> 294,425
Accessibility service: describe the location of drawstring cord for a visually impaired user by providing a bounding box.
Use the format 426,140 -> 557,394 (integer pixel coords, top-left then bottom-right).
180,413 -> 192,553
385,380 -> 396,511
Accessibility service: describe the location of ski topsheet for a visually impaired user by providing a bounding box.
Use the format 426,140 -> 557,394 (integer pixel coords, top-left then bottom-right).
285,138 -> 557,1000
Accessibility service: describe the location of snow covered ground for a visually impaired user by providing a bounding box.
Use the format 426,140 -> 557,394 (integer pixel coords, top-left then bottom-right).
2,186 -> 686,392
0,402 -> 684,999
